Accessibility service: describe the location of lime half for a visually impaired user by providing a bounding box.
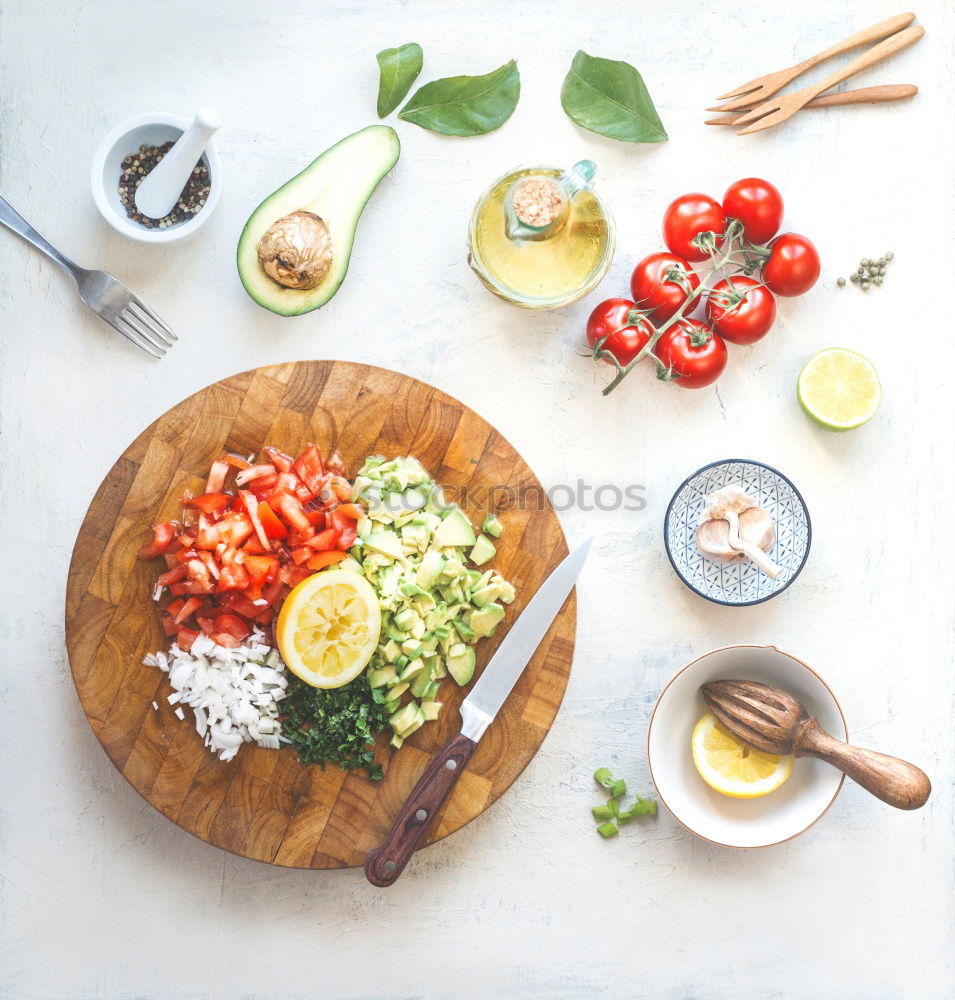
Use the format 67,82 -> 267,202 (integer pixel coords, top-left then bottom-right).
797,348 -> 882,431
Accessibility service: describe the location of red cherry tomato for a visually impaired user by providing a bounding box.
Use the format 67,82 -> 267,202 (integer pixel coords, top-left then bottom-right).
586,298 -> 652,366
722,178 -> 784,245
656,319 -> 728,389
662,194 -> 725,262
762,233 -> 820,297
705,277 -> 776,345
629,252 -> 701,323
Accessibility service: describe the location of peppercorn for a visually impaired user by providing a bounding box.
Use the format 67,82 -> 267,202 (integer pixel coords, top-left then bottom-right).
117,140 -> 211,230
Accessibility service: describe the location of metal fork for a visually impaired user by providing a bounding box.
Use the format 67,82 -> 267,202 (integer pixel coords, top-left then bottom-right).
710,11 -> 915,113
0,196 -> 176,358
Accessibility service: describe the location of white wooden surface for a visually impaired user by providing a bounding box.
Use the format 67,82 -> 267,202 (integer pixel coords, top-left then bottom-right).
1,2 -> 952,997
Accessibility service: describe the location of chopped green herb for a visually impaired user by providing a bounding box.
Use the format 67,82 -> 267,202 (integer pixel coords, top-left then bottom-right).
281,674 -> 388,780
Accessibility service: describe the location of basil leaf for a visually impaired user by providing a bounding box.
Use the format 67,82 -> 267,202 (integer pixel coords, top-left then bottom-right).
376,43 -> 424,118
561,51 -> 667,143
399,59 -> 520,137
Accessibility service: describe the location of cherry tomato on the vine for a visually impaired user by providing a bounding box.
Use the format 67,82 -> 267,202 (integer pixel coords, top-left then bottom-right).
705,276 -> 776,345
761,233 -> 820,297
656,319 -> 727,389
722,178 -> 783,245
629,252 -> 701,324
662,194 -> 726,262
586,298 -> 652,367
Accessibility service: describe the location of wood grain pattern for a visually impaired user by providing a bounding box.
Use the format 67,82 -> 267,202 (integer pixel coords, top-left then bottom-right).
64,361 -> 576,869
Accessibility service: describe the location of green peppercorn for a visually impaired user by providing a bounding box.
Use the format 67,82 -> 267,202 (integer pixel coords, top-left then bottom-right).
850,273 -> 860,283
861,280 -> 871,290
837,277 -> 846,287
885,252 -> 894,261
874,276 -> 883,286
860,258 -> 870,267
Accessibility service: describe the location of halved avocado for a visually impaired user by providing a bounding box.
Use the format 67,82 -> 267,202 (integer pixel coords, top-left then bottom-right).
237,125 -> 400,316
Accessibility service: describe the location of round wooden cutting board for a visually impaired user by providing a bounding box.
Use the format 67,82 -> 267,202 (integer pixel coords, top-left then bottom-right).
65,361 -> 576,869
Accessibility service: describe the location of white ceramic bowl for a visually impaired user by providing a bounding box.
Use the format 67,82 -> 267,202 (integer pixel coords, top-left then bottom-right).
647,645 -> 846,848
90,112 -> 221,244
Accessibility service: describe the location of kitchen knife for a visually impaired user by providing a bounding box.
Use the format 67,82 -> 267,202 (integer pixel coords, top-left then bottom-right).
364,538 -> 592,886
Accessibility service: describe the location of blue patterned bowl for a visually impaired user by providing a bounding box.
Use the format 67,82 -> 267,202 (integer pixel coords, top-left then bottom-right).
664,459 -> 811,606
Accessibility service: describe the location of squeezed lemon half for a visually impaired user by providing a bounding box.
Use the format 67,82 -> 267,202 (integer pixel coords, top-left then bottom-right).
691,712 -> 794,799
276,569 -> 381,689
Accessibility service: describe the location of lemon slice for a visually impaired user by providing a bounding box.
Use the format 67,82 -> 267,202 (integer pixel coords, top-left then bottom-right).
691,712 -> 794,799
797,347 -> 882,431
276,569 -> 381,689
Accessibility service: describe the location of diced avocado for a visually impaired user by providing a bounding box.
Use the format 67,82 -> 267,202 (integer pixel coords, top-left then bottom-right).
434,624 -> 451,639
383,696 -> 402,715
421,701 -> 442,722
416,549 -> 446,589
431,659 -> 447,680
382,639 -> 401,662
470,535 -> 496,567
441,556 -> 465,580
393,608 -> 414,630
471,583 -> 501,607
470,603 -> 505,637
400,715 -> 425,740
364,530 -> 405,560
399,658 -> 425,682
433,508 -> 476,548
482,514 -> 503,538
452,619 -> 476,641
424,680 -> 441,700
390,733 -> 404,750
496,579 -> 516,604
401,638 -> 422,657
389,702 -> 424,736
368,666 -> 398,689
447,646 -> 476,686
236,125 -> 401,316
448,642 -> 467,659
410,666 -> 433,698
386,681 -> 410,700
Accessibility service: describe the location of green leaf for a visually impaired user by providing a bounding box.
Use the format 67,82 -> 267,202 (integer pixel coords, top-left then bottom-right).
398,59 -> 520,137
560,50 -> 667,144
376,43 -> 424,118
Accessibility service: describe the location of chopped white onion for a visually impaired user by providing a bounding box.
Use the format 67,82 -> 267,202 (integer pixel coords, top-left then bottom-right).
143,628 -> 287,761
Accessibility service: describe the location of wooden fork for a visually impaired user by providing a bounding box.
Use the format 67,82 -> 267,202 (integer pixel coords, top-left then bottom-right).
704,84 -> 917,125
733,25 -> 924,135
711,11 -> 915,113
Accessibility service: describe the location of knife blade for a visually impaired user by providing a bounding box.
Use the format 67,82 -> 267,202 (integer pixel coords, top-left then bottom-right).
365,538 -> 592,887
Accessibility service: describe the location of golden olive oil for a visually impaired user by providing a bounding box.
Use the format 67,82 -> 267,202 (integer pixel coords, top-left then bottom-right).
468,165 -> 614,309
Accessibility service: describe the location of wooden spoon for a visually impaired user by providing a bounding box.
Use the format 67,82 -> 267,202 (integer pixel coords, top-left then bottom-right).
701,679 -> 931,810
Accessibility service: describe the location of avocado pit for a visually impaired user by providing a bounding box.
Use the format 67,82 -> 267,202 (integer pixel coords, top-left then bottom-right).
256,210 -> 332,290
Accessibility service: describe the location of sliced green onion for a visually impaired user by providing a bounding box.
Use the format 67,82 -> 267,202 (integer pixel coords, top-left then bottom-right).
593,767 -> 614,787
592,804 -> 615,822
609,778 -> 627,799
596,821 -> 618,839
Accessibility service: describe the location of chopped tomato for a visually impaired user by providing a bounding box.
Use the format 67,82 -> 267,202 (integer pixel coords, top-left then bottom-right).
235,463 -> 277,486
336,525 -> 357,550
176,626 -> 200,651
238,491 -> 270,549
156,564 -> 187,586
293,444 -> 326,495
290,546 -> 313,565
165,598 -> 186,619
169,579 -> 214,596
262,574 -> 285,608
138,522 -> 176,559
223,453 -> 252,471
211,613 -> 251,647
265,447 -> 294,473
306,550 -> 348,571
217,562 -> 251,592
276,493 -> 311,533
244,555 -> 278,587
303,508 -> 326,528
161,614 -> 180,637
205,460 -> 229,494
256,502 -> 287,540
329,477 -> 352,502
174,596 -> 203,624
305,527 -> 338,551
219,592 -> 263,619
185,492 -> 231,515
335,502 -> 363,520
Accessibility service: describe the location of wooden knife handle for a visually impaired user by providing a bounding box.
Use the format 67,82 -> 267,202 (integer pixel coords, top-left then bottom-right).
812,25 -> 924,99
795,720 -> 931,810
801,12 -> 916,70
364,732 -> 476,887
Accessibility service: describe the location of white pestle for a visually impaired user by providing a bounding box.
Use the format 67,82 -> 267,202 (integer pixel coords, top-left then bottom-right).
135,107 -> 221,220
